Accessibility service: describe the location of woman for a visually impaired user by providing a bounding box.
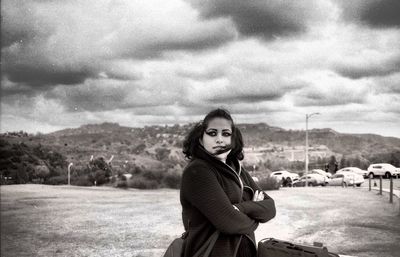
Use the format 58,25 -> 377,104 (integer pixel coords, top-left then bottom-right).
180,109 -> 276,257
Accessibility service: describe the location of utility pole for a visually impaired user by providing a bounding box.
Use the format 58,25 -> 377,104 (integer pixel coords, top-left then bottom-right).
305,112 -> 320,187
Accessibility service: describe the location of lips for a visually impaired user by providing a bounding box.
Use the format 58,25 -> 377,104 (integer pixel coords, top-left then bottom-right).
213,146 -> 226,150
213,145 -> 231,155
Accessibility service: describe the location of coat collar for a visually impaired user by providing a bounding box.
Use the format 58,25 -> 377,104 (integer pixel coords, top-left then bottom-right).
194,145 -> 243,188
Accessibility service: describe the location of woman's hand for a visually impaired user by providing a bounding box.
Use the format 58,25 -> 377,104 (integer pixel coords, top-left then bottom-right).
252,190 -> 264,202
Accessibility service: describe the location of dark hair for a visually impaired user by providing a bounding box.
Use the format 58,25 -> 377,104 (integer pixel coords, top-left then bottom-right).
182,108 -> 244,160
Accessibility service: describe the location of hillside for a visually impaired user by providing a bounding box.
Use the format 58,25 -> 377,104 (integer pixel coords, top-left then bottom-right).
1,122 -> 400,185
238,123 -> 400,155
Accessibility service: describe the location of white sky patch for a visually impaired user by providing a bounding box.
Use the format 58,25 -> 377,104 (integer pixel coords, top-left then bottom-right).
293,71 -> 371,106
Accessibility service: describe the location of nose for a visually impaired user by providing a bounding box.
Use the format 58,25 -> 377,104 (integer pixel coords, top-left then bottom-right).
216,134 -> 223,144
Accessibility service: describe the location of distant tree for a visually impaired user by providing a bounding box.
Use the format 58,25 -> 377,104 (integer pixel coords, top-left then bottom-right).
155,147 -> 171,161
133,144 -> 146,154
15,164 -> 29,184
86,156 -> 113,185
390,152 -> 400,167
339,156 -> 347,169
326,155 -> 338,174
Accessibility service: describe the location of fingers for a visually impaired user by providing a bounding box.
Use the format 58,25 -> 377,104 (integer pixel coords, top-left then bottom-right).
253,190 -> 258,201
257,191 -> 264,201
252,190 -> 265,201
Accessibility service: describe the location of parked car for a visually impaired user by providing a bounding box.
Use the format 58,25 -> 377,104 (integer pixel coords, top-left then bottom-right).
293,174 -> 327,187
328,172 -> 364,187
311,169 -> 332,178
337,167 -> 368,178
270,170 -> 299,183
367,163 -> 400,178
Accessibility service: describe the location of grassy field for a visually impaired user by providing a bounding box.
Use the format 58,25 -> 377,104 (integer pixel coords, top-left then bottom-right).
1,185 -> 399,257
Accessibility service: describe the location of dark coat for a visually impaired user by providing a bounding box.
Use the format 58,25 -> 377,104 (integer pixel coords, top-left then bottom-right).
180,147 -> 276,257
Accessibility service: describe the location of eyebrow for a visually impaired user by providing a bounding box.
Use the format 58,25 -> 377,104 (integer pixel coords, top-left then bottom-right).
206,128 -> 232,132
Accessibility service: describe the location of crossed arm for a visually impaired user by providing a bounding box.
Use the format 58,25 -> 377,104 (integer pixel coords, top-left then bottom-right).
181,165 -> 276,234
234,172 -> 276,223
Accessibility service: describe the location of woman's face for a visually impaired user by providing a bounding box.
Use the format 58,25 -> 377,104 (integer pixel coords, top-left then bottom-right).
200,117 -> 232,161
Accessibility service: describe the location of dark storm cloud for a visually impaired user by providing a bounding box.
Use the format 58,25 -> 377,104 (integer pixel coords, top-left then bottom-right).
54,83 -> 130,112
1,28 -> 36,49
333,58 -> 400,79
360,0 -> 400,28
118,25 -> 236,59
4,64 -> 93,87
1,0 -> 235,92
339,0 -> 400,28
155,29 -> 234,52
189,0 -> 325,40
0,0 -> 49,48
208,91 -> 283,104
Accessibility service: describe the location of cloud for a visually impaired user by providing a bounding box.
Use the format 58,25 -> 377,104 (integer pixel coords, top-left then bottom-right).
339,0 -> 400,28
361,0 -> 400,27
322,22 -> 400,79
1,0 -> 236,90
176,66 -> 226,81
293,73 -> 369,107
372,72 -> 400,94
333,57 -> 400,79
3,64 -> 94,87
189,0 -> 334,40
1,0 -> 400,138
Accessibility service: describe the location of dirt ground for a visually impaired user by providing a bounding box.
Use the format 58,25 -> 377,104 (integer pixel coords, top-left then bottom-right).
1,184 -> 399,257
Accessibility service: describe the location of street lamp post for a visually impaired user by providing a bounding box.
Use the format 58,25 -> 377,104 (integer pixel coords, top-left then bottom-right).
305,112 -> 320,187
68,163 -> 73,186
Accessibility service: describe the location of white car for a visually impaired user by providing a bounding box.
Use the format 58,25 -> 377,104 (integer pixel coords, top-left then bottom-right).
293,173 -> 328,187
311,169 -> 332,178
270,170 -> 299,182
367,163 -> 400,178
328,172 -> 364,187
337,167 -> 368,178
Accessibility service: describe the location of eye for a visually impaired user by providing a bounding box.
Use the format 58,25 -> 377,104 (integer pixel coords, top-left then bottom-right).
205,131 -> 217,136
222,132 -> 232,137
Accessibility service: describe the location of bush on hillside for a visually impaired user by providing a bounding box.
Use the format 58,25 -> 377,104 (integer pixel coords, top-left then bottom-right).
46,175 -> 68,185
127,176 -> 159,189
73,175 -> 94,187
142,169 -> 164,182
155,147 -> 171,161
258,175 -> 281,190
162,170 -> 181,189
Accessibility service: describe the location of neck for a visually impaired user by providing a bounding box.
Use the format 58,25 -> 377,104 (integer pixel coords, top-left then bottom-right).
217,156 -> 227,163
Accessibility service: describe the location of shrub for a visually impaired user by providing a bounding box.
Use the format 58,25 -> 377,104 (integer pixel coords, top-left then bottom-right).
45,175 -> 68,185
258,175 -> 281,190
155,147 -> 171,161
162,170 -> 181,189
116,179 -> 128,188
142,169 -> 164,182
127,176 -> 159,189
73,176 -> 93,186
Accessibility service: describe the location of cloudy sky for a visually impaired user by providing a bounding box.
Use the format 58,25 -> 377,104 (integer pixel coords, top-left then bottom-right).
1,0 -> 400,137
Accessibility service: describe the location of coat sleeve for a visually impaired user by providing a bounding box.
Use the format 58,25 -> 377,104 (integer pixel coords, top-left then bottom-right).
181,163 -> 259,235
234,171 -> 276,223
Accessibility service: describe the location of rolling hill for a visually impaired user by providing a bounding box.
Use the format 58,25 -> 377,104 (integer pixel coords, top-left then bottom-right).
1,122 -> 400,183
